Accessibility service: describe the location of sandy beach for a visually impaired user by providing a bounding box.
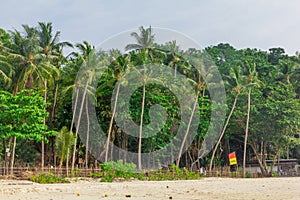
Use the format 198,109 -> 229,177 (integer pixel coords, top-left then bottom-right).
0,177 -> 299,200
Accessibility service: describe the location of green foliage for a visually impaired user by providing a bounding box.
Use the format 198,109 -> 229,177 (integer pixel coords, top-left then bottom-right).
30,172 -> 70,184
1,22 -> 300,175
98,160 -> 138,182
0,90 -> 53,141
56,126 -> 75,166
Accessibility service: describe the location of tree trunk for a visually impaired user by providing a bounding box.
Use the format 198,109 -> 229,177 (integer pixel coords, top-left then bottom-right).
72,77 -> 89,171
243,88 -> 251,177
138,79 -> 146,170
250,142 -> 268,176
42,80 -> 47,171
85,98 -> 90,169
209,93 -> 239,172
66,149 -> 69,177
105,80 -> 121,162
50,82 -> 59,126
70,87 -> 79,134
10,136 -> 17,176
176,91 -> 199,167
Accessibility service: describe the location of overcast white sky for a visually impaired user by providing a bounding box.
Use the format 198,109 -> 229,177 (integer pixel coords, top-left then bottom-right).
1,0 -> 300,54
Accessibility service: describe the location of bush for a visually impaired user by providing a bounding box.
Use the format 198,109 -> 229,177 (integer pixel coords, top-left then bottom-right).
30,172 -> 70,184
98,160 -> 138,182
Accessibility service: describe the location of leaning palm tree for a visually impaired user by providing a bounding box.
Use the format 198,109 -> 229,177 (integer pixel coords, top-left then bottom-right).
175,53 -> 218,167
125,26 -> 155,51
70,42 -> 99,171
104,52 -> 131,162
243,62 -> 258,177
209,66 -> 243,172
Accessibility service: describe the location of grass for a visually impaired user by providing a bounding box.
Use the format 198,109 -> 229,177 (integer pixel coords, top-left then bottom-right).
28,161 -> 204,183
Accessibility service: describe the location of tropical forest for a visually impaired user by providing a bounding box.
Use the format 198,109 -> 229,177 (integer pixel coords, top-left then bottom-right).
0,23 -> 300,179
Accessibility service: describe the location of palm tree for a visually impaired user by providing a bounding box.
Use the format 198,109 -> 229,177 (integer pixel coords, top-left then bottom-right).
276,59 -> 298,84
37,22 -> 72,169
56,126 -> 75,175
7,25 -> 59,175
176,54 -> 217,167
70,42 -> 98,171
125,26 -> 155,51
104,52 -> 131,162
166,40 -> 180,77
243,62 -> 258,177
209,66 -> 243,172
0,54 -> 13,89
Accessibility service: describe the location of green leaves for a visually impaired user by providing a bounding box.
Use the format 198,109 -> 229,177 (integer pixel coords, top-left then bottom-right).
0,90 -> 53,141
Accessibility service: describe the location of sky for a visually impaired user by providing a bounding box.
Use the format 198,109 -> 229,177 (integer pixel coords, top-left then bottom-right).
1,0 -> 300,54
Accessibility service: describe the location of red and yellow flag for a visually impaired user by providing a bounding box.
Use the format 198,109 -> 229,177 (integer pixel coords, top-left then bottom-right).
229,152 -> 237,165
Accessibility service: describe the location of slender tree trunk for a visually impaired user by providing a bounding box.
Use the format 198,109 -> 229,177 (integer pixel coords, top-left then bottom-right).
250,142 -> 268,176
50,83 -> 59,125
42,80 -> 47,171
85,98 -> 90,169
10,136 -> 17,176
66,149 -> 69,177
6,137 -> 12,176
3,139 -> 8,175
209,93 -> 239,172
243,88 -> 251,177
176,91 -> 199,167
270,147 -> 281,176
105,80 -> 121,162
72,77 -> 89,171
70,88 -> 79,134
138,79 -> 146,170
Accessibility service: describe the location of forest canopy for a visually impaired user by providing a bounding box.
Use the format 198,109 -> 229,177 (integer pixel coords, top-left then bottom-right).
0,23 -> 299,177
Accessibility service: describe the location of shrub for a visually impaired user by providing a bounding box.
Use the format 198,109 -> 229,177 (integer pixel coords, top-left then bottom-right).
30,172 -> 70,184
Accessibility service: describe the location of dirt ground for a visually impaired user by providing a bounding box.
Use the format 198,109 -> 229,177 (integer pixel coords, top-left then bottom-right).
0,177 -> 299,200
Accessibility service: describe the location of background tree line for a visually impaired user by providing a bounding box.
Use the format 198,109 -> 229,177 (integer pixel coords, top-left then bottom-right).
0,24 -> 299,177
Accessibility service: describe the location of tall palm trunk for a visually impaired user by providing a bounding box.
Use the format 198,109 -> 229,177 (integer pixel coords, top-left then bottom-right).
66,148 -> 70,176
85,97 -> 90,169
10,90 -> 18,176
209,93 -> 239,172
138,78 -> 146,170
176,91 -> 199,167
51,83 -> 59,125
42,80 -> 47,171
70,87 -> 79,134
105,80 -> 121,162
71,77 -> 89,171
243,88 -> 251,177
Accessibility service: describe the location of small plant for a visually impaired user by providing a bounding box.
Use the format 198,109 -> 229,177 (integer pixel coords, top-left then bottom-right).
245,171 -> 251,178
98,160 -> 138,182
30,172 -> 70,184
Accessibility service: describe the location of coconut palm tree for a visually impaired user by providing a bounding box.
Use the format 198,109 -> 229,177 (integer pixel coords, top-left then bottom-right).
166,40 -> 180,77
125,26 -> 155,51
104,52 -> 131,162
243,62 -> 258,177
70,42 -> 99,171
56,126 -> 75,174
209,66 -> 243,172
37,22 -> 72,169
176,53 -> 218,167
7,25 -> 59,174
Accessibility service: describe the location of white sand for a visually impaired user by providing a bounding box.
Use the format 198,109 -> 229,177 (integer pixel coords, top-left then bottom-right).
0,177 -> 300,200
